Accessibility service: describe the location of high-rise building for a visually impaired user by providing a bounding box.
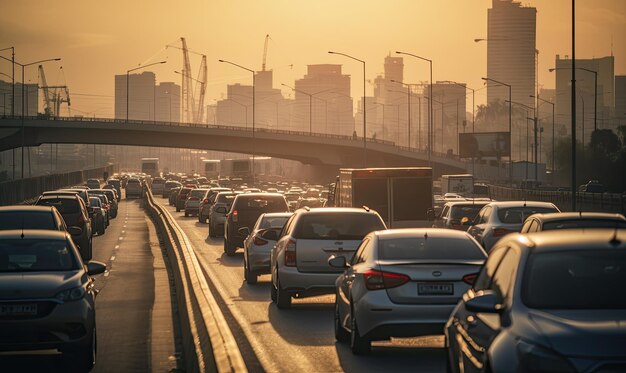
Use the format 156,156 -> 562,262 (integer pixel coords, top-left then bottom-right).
487,0 -> 536,115
155,82 -> 181,122
0,80 -> 38,116
613,75 -> 625,128
554,55 -> 615,138
114,71 -> 156,121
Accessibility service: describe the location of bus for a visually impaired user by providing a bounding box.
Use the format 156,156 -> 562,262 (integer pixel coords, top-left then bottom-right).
141,158 -> 159,177
202,159 -> 220,179
332,167 -> 433,228
220,158 -> 252,182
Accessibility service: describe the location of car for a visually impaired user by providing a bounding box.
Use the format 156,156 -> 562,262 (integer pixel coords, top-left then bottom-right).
296,197 -> 322,209
271,207 -> 387,309
125,178 -> 143,199
40,189 -> 92,210
208,191 -> 240,238
445,229 -> 626,373
89,196 -> 107,235
0,205 -> 74,234
184,188 -> 209,217
466,201 -> 560,252
578,180 -> 605,193
107,178 -> 122,197
35,195 -> 93,261
332,228 -> 487,354
241,212 -> 293,284
198,187 -> 232,223
431,201 -> 490,230
163,180 -> 181,199
0,230 -> 106,371
90,189 -> 118,219
102,184 -> 120,202
224,193 -> 289,256
284,192 -> 301,212
85,178 -> 100,190
91,194 -> 111,227
151,177 -> 166,196
175,187 -> 194,212
521,212 -> 626,233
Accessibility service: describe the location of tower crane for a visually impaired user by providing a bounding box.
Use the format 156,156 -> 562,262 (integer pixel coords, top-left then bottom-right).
38,65 -> 70,118
262,34 -> 270,71
166,37 -> 207,123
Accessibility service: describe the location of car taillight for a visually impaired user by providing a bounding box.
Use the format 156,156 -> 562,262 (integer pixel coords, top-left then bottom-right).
253,235 -> 268,246
232,210 -> 238,222
363,270 -> 410,290
462,273 -> 479,285
203,199 -> 209,204
492,227 -> 514,237
284,239 -> 296,267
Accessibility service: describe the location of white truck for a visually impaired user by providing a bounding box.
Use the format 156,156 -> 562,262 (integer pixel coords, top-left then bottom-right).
441,174 -> 474,197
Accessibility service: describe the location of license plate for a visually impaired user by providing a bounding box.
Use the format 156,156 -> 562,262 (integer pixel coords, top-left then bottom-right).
418,283 -> 453,295
0,304 -> 38,316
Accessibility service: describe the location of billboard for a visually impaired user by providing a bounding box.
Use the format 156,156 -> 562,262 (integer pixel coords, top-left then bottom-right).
459,132 -> 511,159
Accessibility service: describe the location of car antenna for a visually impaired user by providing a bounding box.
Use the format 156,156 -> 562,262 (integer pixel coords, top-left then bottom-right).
20,217 -> 25,239
609,223 -> 621,246
424,232 -> 428,240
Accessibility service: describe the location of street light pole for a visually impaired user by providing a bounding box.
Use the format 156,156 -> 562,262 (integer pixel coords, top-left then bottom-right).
329,51 -> 367,167
390,80 -> 413,149
532,95 -> 555,174
126,60 -> 166,123
219,59 -> 256,183
483,77 -> 512,186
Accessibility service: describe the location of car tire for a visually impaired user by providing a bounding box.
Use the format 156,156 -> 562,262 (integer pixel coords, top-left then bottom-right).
275,276 -> 291,309
224,237 -> 237,256
209,223 -> 217,238
184,211 -> 189,217
350,308 -> 370,354
64,325 -> 96,372
244,257 -> 258,285
176,206 -> 180,212
334,297 -> 349,343
98,222 -> 105,236
270,274 -> 277,302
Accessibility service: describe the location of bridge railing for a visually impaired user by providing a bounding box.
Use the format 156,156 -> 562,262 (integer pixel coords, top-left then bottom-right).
0,115 -> 461,162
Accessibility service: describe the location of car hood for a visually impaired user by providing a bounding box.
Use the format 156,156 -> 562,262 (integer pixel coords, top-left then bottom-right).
0,270 -> 84,300
526,309 -> 626,358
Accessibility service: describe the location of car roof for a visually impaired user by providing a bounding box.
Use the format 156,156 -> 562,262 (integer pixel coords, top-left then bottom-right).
373,228 -> 475,240
527,212 -> 626,222
44,189 -> 80,194
443,201 -> 490,208
0,205 -> 56,213
261,212 -> 294,218
0,230 -> 68,240
38,195 -> 80,201
296,207 -> 378,214
236,192 -> 284,198
486,200 -> 557,209
502,229 -> 626,252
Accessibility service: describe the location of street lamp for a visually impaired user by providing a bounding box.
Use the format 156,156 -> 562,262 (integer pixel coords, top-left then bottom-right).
328,51 -> 367,167
549,67 -> 597,132
281,83 -> 313,134
482,77 -> 512,186
219,59 -> 256,183
531,94 -> 555,173
396,51 -> 432,163
126,60 -> 166,123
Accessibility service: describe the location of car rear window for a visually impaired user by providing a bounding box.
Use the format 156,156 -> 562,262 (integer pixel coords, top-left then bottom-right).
542,219 -> 626,230
37,199 -> 80,214
234,196 -> 288,212
497,207 -> 558,224
450,205 -> 484,220
378,236 -> 487,260
0,239 -> 80,272
217,194 -> 236,203
127,179 -> 140,184
294,212 -> 386,240
190,190 -> 207,198
523,250 -> 626,309
0,212 -> 58,230
259,216 -> 290,229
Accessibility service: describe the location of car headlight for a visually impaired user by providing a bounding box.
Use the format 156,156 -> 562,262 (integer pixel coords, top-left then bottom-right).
517,340 -> 575,373
55,286 -> 86,302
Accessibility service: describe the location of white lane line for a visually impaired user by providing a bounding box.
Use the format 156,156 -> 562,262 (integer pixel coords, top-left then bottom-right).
115,245 -> 120,249
104,270 -> 110,277
118,237 -> 124,241
110,256 -> 116,261
121,230 -> 125,234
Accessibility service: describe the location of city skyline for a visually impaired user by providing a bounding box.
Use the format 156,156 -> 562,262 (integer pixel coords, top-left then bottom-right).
0,0 -> 624,119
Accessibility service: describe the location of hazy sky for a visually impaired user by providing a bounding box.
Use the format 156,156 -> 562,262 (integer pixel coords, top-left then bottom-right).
1,0 -> 624,118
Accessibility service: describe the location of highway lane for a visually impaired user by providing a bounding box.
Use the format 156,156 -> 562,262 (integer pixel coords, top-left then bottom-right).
157,196 -> 447,373
0,198 -> 179,372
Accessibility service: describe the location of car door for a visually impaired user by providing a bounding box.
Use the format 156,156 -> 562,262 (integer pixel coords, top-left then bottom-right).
467,206 -> 491,242
338,237 -> 371,330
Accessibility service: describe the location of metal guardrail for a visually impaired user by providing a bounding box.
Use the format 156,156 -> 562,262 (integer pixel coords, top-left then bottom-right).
0,165 -> 116,206
144,188 -> 247,373
489,184 -> 626,214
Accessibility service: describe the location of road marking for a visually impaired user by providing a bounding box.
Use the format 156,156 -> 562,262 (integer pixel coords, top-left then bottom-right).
115,245 -> 120,249
121,230 -> 125,234
110,256 -> 116,261
118,237 -> 124,241
104,270 -> 110,277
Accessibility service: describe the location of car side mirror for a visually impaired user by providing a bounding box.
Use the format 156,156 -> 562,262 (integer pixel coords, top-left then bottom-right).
426,208 -> 436,221
465,290 -> 502,313
260,229 -> 279,241
328,255 -> 348,269
238,227 -> 250,236
87,260 -> 107,276
216,206 -> 227,214
68,226 -> 83,236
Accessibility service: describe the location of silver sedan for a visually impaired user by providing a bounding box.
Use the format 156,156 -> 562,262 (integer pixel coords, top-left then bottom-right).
331,228 -> 487,354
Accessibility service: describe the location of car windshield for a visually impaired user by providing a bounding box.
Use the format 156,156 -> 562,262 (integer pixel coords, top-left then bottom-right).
542,219 -> 626,230
450,205 -> 484,220
37,199 -> 80,214
0,239 -> 80,272
378,236 -> 487,260
523,250 -> 626,309
0,212 -> 57,230
294,213 -> 385,240
259,216 -> 290,229
497,206 -> 558,224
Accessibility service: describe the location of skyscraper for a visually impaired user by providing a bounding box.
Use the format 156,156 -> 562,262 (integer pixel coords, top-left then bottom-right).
114,71 -> 156,120
487,0 -> 536,115
155,82 -> 181,122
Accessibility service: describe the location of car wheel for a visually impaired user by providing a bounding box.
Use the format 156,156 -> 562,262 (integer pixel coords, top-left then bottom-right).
176,206 -> 180,212
270,273 -> 277,302
223,237 -> 235,256
244,257 -> 258,285
275,276 -> 291,309
350,308 -> 370,354
64,325 -> 96,372
209,224 -> 216,238
334,297 -> 349,343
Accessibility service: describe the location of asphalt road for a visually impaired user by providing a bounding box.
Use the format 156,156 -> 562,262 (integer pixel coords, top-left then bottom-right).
0,198 -> 179,372
159,197 -> 447,373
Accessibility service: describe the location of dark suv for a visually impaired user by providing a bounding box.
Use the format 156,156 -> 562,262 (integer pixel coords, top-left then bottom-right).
224,193 -> 289,256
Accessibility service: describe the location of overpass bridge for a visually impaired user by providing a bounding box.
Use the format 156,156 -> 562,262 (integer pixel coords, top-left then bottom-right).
0,116 -> 468,177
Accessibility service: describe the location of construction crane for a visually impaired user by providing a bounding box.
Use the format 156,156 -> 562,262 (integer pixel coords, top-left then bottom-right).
38,65 -> 70,118
166,37 -> 207,123
262,34 -> 270,71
